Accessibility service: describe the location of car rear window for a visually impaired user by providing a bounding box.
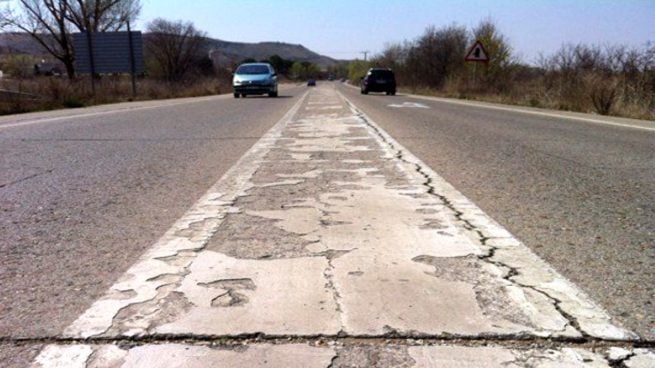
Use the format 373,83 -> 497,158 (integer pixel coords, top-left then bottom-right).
236,65 -> 270,75
369,70 -> 394,79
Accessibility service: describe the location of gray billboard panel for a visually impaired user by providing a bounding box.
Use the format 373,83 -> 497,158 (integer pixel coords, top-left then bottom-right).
73,31 -> 144,74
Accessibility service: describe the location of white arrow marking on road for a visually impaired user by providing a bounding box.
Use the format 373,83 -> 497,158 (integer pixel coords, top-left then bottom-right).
388,102 -> 430,109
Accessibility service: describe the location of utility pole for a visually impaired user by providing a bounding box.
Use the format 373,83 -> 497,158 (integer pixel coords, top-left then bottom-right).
360,51 -> 370,61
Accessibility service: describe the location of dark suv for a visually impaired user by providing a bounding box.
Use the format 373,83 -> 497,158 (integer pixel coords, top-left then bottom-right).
361,68 -> 396,95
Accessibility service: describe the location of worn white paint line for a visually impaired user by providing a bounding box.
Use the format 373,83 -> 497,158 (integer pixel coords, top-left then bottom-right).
0,94 -> 232,130
56,90 -> 308,338
410,93 -> 655,132
337,90 -> 634,340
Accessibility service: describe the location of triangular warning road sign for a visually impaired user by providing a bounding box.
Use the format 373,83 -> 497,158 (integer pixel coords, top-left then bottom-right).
465,41 -> 489,62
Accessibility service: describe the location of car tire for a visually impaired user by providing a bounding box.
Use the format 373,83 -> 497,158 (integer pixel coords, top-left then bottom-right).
361,89 -> 368,95
234,93 -> 239,98
269,91 -> 278,97
241,94 -> 246,98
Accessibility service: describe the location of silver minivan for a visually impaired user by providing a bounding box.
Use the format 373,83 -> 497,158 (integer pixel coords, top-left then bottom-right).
232,62 -> 278,98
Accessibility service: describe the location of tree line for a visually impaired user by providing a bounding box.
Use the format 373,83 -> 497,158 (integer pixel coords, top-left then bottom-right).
348,19 -> 654,118
1,0 -> 141,78
0,1 -> 323,82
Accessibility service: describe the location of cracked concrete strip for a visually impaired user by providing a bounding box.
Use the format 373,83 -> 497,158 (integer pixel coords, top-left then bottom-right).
339,91 -> 636,340
33,86 -> 638,366
30,343 -> 655,367
32,344 -> 336,368
57,91 -> 310,339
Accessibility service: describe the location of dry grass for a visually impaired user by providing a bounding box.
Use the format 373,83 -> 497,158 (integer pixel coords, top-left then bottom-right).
401,75 -> 655,121
0,76 -> 231,115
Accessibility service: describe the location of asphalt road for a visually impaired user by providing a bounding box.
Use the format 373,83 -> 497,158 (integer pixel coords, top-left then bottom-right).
1,82 -> 653,366
0,85 -> 306,366
338,83 -> 655,340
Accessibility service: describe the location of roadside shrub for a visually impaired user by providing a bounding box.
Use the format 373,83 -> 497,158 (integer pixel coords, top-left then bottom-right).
63,97 -> 84,108
587,75 -> 618,115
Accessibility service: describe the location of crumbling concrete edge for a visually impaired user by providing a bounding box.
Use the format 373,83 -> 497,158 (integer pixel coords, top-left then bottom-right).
59,91 -> 311,339
337,91 -> 637,342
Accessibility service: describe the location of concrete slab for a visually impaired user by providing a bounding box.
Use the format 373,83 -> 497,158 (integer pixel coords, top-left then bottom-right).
155,251 -> 341,336
32,344 -> 336,368
32,343 -> 655,367
407,346 -> 610,367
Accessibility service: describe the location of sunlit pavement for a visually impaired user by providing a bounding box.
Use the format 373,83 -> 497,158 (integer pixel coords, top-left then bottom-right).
32,86 -> 654,367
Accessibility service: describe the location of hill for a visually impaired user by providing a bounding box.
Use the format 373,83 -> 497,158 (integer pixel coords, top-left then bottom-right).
206,39 -> 338,68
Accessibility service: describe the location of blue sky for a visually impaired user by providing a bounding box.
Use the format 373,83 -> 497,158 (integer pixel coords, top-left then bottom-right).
138,0 -> 654,63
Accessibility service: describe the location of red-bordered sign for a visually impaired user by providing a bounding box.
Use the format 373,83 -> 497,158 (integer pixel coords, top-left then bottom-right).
465,41 -> 489,63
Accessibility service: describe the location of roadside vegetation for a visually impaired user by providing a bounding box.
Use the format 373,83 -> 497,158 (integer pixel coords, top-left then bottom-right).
0,1 -> 324,115
2,5 -> 652,120
346,20 -> 655,120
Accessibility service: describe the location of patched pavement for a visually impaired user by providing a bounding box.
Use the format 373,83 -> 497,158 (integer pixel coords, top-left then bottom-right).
30,86 -> 654,367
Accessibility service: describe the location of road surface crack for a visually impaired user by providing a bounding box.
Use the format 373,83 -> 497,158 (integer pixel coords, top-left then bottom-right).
346,102 -> 589,338
608,351 -> 636,368
3,334 -> 653,349
0,169 -> 54,189
323,251 -> 347,336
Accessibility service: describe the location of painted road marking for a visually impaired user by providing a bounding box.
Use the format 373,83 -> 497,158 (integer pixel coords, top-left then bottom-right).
32,86 -> 642,367
342,82 -> 655,132
388,101 -> 430,109
410,94 -> 655,132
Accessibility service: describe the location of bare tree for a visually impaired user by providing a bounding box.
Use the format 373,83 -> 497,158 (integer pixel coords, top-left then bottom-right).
2,0 -> 76,78
1,0 -> 140,78
66,0 -> 140,32
145,18 -> 208,81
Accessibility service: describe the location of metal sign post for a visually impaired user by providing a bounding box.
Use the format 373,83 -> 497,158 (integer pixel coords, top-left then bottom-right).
465,40 -> 490,89
127,21 -> 137,98
85,31 -> 97,95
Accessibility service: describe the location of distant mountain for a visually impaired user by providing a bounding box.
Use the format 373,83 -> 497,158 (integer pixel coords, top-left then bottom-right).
205,39 -> 339,68
0,32 -> 52,56
0,32 -> 340,68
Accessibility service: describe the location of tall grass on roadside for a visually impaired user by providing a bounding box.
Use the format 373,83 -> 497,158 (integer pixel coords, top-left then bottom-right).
0,76 -> 230,115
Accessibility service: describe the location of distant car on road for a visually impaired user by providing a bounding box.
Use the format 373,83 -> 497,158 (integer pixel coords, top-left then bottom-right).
361,68 -> 396,95
232,62 -> 278,98
307,79 -> 316,87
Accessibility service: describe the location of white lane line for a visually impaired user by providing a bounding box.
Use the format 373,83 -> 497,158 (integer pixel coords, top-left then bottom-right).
341,82 -> 655,132
0,94 -> 231,130
59,91 -> 309,338
388,102 -> 429,109
410,94 -> 655,132
337,89 -> 634,340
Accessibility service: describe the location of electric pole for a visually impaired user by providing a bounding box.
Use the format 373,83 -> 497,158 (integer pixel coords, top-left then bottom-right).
360,51 -> 370,61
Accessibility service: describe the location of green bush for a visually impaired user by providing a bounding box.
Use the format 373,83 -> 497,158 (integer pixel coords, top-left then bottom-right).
63,97 -> 84,108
